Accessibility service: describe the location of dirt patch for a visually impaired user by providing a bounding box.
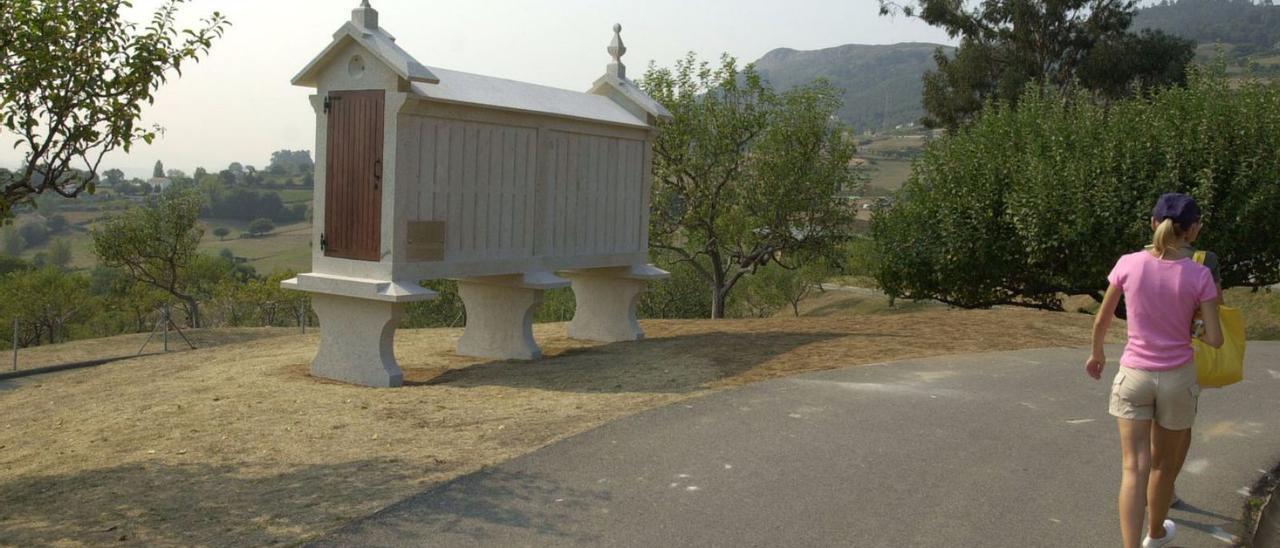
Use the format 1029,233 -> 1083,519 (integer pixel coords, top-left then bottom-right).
0,300 -> 1122,546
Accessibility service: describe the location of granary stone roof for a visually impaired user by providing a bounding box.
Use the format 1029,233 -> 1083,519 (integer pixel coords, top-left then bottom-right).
293,2 -> 671,129
409,68 -> 652,128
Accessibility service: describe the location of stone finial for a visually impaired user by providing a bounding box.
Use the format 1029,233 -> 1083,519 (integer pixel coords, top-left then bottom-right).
607,23 -> 627,79
353,0 -> 379,30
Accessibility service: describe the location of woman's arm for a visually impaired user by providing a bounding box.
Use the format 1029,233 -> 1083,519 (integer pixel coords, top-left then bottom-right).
1199,300 -> 1224,348
1087,284 -> 1123,380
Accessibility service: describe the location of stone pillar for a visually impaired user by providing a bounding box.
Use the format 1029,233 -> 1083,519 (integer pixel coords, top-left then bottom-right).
564,264 -> 669,343
310,293 -> 404,387
456,272 -> 569,360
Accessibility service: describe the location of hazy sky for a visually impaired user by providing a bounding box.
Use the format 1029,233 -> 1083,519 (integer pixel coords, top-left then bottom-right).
1,0 -> 954,179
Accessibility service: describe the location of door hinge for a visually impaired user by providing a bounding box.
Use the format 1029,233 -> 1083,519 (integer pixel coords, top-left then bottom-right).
320,233 -> 328,251
324,96 -> 341,114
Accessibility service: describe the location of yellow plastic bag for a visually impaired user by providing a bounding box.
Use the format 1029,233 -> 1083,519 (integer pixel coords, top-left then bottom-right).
1193,251 -> 1246,388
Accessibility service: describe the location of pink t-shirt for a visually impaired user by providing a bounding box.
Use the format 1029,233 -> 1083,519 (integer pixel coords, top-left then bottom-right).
1108,250 -> 1218,370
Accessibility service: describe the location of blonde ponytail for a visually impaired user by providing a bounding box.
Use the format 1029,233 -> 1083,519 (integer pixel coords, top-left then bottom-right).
1152,218 -> 1182,258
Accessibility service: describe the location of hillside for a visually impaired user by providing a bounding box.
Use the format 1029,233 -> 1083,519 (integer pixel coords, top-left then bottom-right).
752,1 -> 1280,135
1135,0 -> 1280,49
1135,0 -> 1280,78
752,43 -> 952,132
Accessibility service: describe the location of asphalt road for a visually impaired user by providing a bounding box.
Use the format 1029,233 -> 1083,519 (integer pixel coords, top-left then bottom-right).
313,343 -> 1280,547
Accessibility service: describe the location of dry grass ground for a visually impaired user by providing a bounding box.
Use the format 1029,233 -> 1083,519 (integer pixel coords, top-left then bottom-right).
8,328 -> 298,372
0,294 -> 1123,547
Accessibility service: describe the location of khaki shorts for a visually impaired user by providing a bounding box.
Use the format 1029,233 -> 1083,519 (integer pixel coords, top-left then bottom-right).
1108,363 -> 1201,430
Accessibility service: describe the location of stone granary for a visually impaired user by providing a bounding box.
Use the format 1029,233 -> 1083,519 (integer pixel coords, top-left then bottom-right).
284,2 -> 671,387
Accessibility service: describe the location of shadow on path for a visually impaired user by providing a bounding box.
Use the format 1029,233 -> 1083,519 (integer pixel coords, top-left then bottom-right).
417,330 -> 850,394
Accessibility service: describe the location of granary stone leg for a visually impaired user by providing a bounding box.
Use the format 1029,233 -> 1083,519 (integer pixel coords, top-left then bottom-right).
564,265 -> 670,343
456,273 -> 570,360
309,294 -> 404,388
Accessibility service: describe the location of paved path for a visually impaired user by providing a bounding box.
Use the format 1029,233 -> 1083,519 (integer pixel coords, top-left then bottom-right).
315,344 -> 1280,547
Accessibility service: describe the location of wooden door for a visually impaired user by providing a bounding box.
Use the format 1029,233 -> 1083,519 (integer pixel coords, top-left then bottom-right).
324,90 -> 384,261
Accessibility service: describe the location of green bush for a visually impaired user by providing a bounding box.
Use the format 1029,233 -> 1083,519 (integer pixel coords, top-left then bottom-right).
737,262 -> 830,317
873,65 -> 1280,309
535,288 -> 576,323
401,279 -> 466,329
638,253 -> 715,319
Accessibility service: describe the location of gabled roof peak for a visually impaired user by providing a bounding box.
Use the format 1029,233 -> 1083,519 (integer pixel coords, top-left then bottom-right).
590,24 -> 672,123
292,6 -> 438,88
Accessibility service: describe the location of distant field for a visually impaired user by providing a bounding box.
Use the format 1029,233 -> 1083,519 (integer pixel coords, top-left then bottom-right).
863,158 -> 914,192
857,132 -> 927,192
860,134 -> 927,154
1255,53 -> 1280,66
277,189 -> 314,204
7,209 -> 313,275
199,220 -> 312,274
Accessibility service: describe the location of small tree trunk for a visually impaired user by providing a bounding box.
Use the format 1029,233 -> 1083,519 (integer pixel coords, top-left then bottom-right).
711,287 -> 728,319
182,297 -> 201,329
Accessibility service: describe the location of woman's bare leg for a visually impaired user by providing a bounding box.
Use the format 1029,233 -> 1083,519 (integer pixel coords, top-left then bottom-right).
1148,423 -> 1188,538
1118,418 -> 1152,548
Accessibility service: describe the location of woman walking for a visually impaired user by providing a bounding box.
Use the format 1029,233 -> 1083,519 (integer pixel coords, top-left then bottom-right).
1086,193 -> 1224,548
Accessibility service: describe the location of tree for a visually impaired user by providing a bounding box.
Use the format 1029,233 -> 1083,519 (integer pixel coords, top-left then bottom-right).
247,218 -> 274,237
1,228 -> 25,256
642,54 -> 858,318
213,226 -> 231,241
269,150 -> 314,174
92,189 -> 206,327
740,261 -> 832,317
90,266 -> 169,334
46,214 -> 68,233
17,220 -> 48,248
0,0 -> 228,218
0,267 -> 95,346
879,0 -> 1194,129
872,66 -> 1280,310
194,167 -> 208,180
103,169 -> 125,186
47,238 -> 72,269
153,160 -> 166,179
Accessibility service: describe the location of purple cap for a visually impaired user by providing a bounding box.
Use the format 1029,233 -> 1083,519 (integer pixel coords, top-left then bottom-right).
1152,193 -> 1201,231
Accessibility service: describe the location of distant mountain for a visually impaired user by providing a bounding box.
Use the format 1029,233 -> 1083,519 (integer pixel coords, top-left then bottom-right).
752,42 -> 952,132
1134,0 -> 1280,50
1134,0 -> 1280,79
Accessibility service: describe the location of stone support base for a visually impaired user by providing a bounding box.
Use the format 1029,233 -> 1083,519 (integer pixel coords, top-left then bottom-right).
564,265 -> 670,343
456,273 -> 569,360
310,293 -> 404,387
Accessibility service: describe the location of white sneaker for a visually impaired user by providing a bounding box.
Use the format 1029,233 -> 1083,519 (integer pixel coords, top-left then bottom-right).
1142,519 -> 1177,548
